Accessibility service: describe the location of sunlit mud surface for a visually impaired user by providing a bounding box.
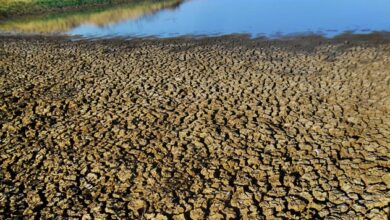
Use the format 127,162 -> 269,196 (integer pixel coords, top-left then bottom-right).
0,36 -> 389,219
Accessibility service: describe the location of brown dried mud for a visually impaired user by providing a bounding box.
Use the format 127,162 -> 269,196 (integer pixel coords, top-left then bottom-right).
1,35 -> 390,219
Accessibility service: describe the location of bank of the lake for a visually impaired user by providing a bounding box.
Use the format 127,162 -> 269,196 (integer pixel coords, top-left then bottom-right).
1,35 -> 390,219
0,0 -> 167,19
0,0 -> 182,33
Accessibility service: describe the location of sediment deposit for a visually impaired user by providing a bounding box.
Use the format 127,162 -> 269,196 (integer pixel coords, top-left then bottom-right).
0,36 -> 389,219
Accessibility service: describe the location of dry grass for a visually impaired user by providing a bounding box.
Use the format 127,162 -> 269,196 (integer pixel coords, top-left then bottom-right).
0,0 -> 146,18
0,0 -> 182,33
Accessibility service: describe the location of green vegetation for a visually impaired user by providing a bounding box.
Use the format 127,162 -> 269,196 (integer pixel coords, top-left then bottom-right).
0,0 -> 146,18
0,0 -> 182,33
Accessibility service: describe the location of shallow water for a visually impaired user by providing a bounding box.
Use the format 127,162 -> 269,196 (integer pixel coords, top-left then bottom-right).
1,0 -> 390,38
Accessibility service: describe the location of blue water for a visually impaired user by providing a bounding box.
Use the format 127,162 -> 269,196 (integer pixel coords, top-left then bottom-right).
63,0 -> 390,38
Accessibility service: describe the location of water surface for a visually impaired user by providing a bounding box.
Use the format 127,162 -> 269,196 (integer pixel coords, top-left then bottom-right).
1,0 -> 390,38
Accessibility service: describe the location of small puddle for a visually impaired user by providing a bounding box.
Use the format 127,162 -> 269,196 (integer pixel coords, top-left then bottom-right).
1,0 -> 390,39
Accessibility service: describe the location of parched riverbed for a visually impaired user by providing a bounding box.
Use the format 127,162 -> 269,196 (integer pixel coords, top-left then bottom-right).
0,36 -> 389,219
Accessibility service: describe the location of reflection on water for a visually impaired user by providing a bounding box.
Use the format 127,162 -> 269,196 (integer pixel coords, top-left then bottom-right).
0,0 -> 183,33
1,0 -> 390,38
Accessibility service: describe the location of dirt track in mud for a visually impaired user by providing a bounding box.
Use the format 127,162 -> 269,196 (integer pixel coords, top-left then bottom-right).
1,35 -> 390,219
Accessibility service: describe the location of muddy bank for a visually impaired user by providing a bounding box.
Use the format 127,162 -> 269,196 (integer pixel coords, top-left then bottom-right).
0,35 -> 390,219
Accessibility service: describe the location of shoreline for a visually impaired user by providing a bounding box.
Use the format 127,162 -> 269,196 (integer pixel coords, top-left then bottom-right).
2,31 -> 390,44
0,0 -> 161,20
0,0 -> 183,34
1,34 -> 390,218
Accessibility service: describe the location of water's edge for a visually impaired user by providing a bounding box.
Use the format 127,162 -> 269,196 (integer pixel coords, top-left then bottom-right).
2,32 -> 390,47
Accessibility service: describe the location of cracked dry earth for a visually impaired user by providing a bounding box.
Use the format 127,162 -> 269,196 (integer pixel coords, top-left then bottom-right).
1,36 -> 390,219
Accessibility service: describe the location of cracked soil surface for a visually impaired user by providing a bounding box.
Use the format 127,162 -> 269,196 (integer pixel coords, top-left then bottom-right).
1,35 -> 390,219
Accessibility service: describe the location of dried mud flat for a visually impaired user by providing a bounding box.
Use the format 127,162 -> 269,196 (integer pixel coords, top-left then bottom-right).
1,35 -> 390,219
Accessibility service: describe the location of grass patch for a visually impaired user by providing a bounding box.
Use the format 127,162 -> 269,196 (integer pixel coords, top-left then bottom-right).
0,0 -> 182,33
0,0 -> 145,18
